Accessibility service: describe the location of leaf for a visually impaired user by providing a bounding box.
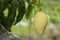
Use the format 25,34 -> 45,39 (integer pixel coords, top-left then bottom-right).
0,0 -> 6,24
14,0 -> 25,24
6,0 -> 17,31
32,0 -> 38,6
25,0 -> 33,19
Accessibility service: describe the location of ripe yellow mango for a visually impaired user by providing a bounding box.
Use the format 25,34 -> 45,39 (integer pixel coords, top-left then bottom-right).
33,11 -> 48,35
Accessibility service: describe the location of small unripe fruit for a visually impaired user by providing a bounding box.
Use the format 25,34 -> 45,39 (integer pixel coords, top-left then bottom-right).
33,11 -> 48,35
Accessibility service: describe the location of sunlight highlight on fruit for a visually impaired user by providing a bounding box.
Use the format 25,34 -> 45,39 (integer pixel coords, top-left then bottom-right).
33,11 -> 48,35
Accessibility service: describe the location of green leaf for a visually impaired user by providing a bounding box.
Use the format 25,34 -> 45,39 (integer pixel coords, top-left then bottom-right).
6,0 -> 17,31
25,0 -> 33,19
32,0 -> 38,6
14,0 -> 25,24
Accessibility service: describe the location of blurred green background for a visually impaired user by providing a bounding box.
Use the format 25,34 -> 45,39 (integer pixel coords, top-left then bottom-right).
3,0 -> 60,38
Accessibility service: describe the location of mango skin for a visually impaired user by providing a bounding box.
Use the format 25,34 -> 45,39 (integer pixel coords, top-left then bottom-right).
33,11 -> 48,35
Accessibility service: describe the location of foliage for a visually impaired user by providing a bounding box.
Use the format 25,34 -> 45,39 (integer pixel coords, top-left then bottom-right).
0,0 -> 60,32
0,0 -> 40,31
